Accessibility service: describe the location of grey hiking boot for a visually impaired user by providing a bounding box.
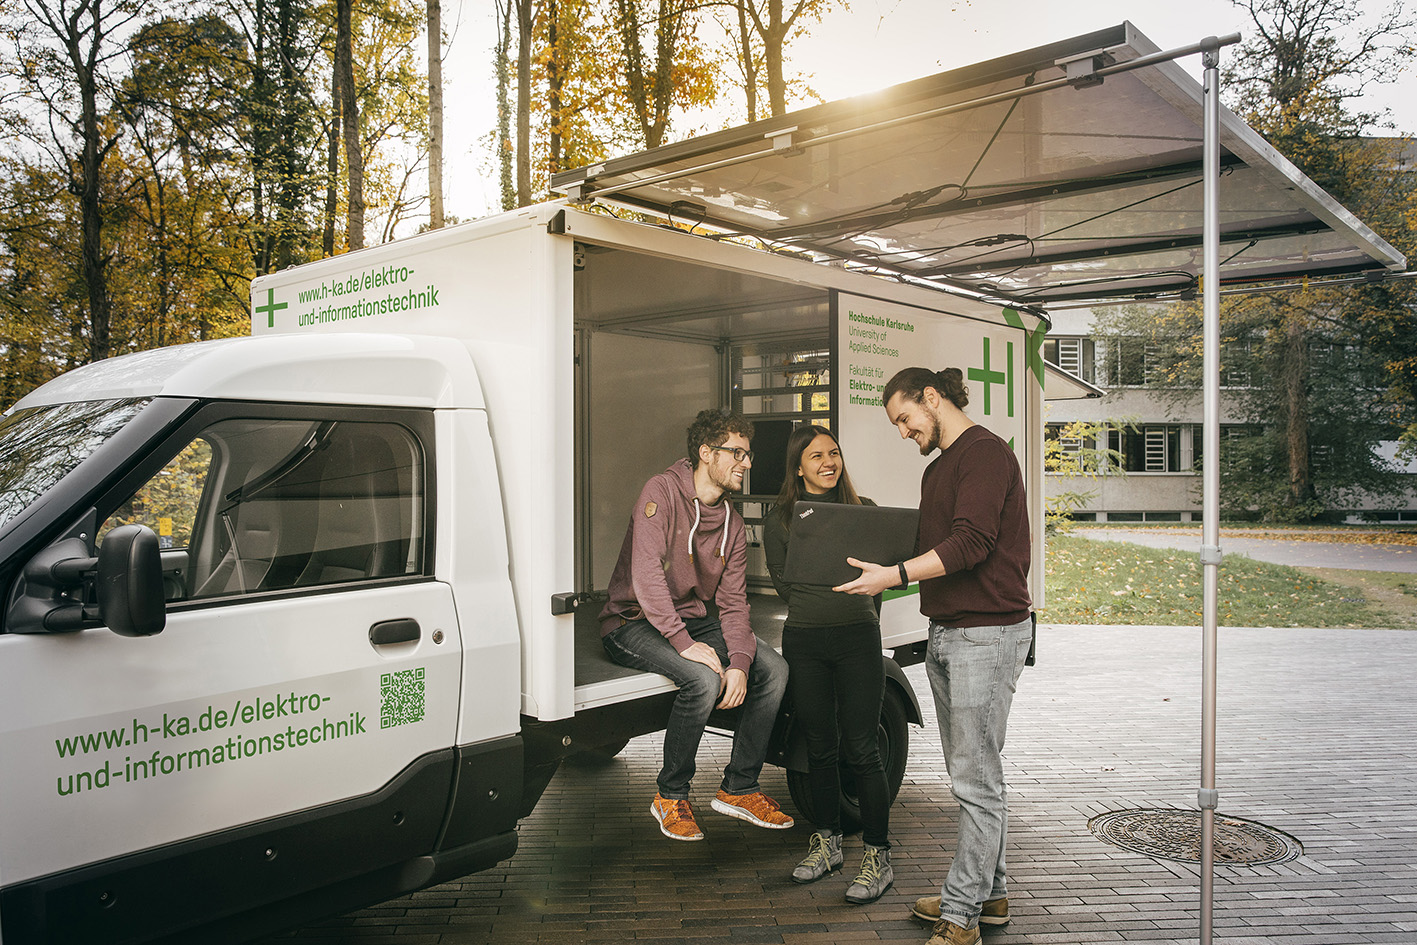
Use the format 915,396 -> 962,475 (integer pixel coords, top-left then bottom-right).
844,843 -> 893,904
791,830 -> 843,883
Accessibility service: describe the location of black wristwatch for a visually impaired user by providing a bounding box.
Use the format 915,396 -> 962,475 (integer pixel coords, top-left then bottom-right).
897,562 -> 909,589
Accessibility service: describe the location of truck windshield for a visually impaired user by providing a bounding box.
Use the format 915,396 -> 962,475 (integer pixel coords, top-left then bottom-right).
0,398 -> 151,531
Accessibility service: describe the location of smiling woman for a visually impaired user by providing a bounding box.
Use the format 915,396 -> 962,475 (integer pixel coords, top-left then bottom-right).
762,424 -> 897,901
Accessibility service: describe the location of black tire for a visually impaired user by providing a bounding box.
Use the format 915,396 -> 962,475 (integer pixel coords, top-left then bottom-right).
786,680 -> 911,832
566,736 -> 630,766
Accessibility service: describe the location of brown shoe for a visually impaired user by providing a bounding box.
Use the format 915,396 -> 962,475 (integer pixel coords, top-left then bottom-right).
650,794 -> 704,841
710,789 -> 794,828
912,896 -> 1008,925
926,918 -> 980,945
979,896 -> 1010,925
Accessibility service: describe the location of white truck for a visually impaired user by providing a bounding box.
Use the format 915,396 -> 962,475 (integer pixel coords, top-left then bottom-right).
21,17 -> 1393,941
0,199 -> 1049,943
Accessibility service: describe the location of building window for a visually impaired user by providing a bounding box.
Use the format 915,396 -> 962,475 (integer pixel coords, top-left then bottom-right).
1042,337 -> 1095,382
1098,336 -> 1155,387
1107,424 -> 1195,472
1044,423 -> 1087,470
1222,339 -> 1256,387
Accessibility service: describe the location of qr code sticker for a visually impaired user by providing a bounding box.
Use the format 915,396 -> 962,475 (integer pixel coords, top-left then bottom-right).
380,667 -> 426,729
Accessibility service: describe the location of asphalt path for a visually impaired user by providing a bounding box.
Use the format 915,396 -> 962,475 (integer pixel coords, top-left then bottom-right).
1076,527 -> 1417,572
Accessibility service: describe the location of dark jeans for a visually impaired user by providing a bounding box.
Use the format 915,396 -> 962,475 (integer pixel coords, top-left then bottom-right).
602,615 -> 788,800
782,620 -> 891,847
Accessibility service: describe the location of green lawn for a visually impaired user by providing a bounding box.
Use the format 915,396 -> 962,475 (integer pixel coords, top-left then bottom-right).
1042,533 -> 1407,628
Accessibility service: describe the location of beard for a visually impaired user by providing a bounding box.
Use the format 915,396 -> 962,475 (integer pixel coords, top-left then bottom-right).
918,415 -> 943,455
709,459 -> 744,494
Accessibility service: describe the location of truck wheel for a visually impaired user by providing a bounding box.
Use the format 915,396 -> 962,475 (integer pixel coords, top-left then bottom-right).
786,683 -> 911,832
570,737 -> 630,765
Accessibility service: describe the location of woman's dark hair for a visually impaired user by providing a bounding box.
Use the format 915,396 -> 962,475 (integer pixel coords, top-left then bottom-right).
686,408 -> 755,468
773,425 -> 861,530
881,366 -> 968,409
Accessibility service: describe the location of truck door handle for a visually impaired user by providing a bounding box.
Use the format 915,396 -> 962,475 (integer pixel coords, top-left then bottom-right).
369,618 -> 420,646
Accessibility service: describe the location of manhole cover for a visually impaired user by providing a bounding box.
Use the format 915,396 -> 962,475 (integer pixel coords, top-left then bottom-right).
1088,808 -> 1302,865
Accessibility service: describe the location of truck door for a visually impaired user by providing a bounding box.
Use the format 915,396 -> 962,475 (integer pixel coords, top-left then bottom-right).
0,402 -> 462,943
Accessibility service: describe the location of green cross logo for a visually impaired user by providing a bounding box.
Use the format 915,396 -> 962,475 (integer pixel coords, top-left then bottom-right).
967,336 -> 1015,417
1002,307 -> 1047,390
254,288 -> 288,328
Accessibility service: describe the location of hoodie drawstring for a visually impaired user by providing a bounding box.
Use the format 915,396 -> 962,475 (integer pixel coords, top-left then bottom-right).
688,498 -> 701,557
687,497 -> 731,559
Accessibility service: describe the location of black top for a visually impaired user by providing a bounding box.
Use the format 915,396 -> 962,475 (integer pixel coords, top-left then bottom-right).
764,485 -> 880,628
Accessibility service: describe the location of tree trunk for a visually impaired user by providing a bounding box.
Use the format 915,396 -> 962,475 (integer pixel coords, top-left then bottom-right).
762,0 -> 787,117
515,0 -> 533,206
647,0 -> 679,148
744,0 -> 807,118
615,0 -> 650,144
737,0 -> 757,122
336,0 -> 365,250
251,0 -> 271,274
323,64 -> 340,256
495,0 -> 515,211
1282,304 -> 1313,513
34,0 -> 118,362
77,50 -> 112,362
427,0 -> 444,228
274,0 -> 302,268
615,0 -> 686,149
547,0 -> 561,174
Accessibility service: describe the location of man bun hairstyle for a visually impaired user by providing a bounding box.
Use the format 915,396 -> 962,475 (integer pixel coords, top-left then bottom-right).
686,407 -> 755,468
882,366 -> 969,409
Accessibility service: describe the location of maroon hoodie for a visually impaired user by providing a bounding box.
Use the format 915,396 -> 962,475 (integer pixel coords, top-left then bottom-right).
599,459 -> 756,673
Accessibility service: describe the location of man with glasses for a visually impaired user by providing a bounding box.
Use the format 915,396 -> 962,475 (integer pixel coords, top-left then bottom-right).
600,408 -> 793,841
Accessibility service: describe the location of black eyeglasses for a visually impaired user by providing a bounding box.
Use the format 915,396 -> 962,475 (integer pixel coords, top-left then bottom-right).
707,445 -> 754,463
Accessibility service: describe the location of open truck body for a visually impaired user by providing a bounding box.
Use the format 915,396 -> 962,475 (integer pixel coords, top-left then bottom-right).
0,21 -> 1402,945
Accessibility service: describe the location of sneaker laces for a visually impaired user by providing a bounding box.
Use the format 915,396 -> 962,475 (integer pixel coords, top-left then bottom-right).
748,793 -> 782,815
852,848 -> 884,886
668,798 -> 694,823
801,831 -> 832,868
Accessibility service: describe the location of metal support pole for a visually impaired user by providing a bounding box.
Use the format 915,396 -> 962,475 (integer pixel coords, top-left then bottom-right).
1199,35 -> 1224,945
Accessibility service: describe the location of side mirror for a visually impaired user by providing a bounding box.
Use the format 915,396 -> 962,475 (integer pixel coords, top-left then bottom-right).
6,523 -> 166,636
95,524 -> 166,637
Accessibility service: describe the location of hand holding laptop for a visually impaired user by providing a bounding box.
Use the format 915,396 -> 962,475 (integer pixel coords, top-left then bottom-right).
833,557 -> 901,596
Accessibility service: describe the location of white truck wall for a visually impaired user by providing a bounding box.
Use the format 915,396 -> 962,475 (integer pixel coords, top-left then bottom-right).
252,206 -> 580,721
587,333 -> 718,589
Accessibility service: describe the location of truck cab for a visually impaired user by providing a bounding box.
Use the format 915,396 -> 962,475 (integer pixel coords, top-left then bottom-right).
0,335 -> 522,944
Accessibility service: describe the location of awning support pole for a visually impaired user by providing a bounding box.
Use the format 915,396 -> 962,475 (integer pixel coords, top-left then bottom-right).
1199,34 -> 1224,945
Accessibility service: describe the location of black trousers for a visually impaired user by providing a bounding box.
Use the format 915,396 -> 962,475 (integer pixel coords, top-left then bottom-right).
782,620 -> 891,847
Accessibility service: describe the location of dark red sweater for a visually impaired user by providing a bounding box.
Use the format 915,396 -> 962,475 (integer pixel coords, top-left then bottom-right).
917,424 -> 1032,627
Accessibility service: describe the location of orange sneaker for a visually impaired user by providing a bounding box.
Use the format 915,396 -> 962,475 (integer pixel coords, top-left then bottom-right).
650,794 -> 704,841
710,789 -> 795,829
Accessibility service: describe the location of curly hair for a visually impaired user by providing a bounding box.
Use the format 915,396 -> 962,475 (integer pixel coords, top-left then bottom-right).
685,408 -> 755,468
881,366 -> 969,409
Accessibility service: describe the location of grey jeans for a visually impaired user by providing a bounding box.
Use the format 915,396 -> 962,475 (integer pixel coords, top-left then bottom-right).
926,616 -> 1033,929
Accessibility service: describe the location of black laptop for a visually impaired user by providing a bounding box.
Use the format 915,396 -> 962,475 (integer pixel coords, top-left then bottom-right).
780,501 -> 920,587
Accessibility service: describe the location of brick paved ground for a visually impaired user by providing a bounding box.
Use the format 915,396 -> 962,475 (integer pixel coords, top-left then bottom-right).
264,626 -> 1417,944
